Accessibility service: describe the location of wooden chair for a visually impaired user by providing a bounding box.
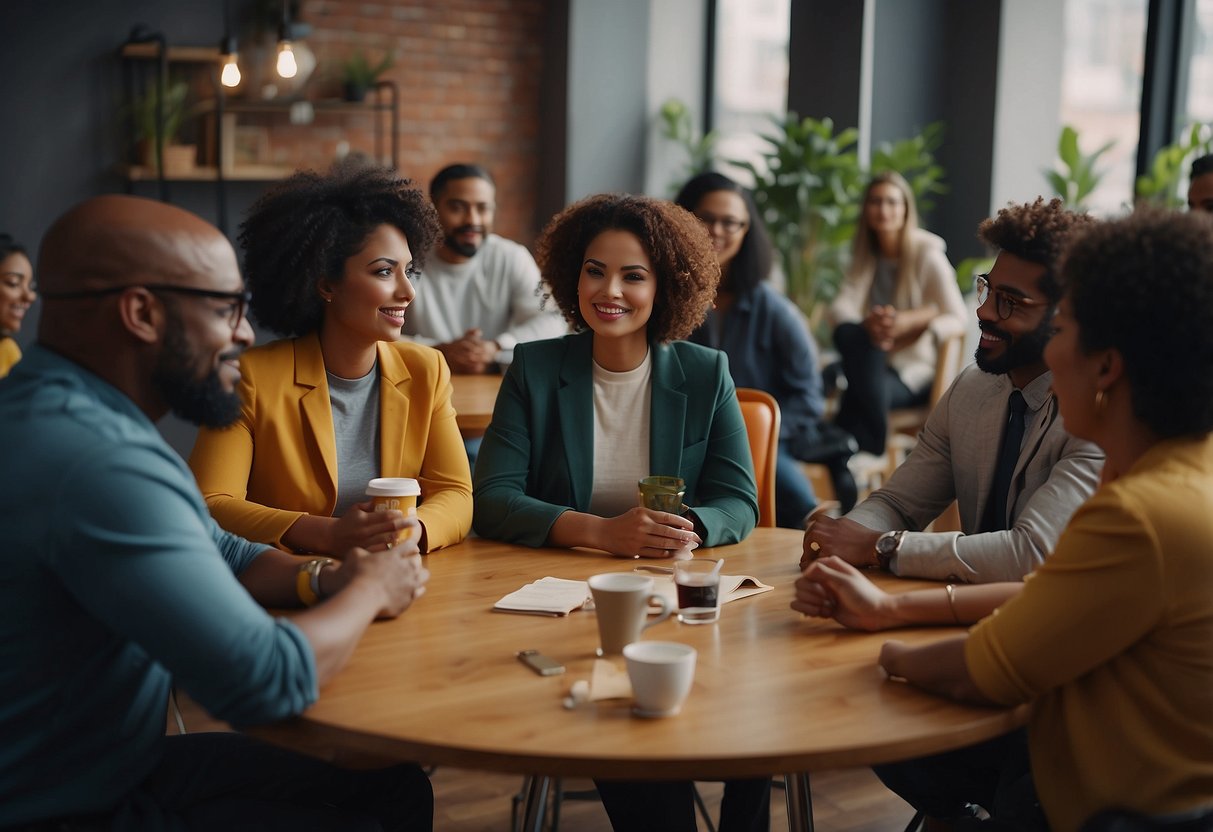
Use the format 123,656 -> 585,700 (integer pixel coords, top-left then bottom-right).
736,388 -> 781,528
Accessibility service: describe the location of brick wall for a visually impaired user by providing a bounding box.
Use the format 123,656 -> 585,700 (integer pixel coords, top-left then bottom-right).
267,0 -> 550,245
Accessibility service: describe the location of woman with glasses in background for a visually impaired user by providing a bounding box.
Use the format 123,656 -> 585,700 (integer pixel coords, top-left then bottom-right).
676,172 -> 859,525
0,234 -> 36,378
189,163 -> 473,561
830,171 -> 967,455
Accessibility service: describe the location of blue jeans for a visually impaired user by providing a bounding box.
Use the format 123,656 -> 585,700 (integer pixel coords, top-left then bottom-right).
833,322 -> 927,455
776,441 -> 818,528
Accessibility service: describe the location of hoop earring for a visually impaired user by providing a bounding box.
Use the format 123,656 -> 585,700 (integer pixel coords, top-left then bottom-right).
1095,389 -> 1106,414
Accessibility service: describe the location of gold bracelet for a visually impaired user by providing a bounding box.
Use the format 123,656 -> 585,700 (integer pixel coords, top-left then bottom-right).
945,583 -> 960,625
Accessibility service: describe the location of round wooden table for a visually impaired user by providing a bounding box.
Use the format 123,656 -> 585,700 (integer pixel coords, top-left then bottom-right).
250,529 -> 1026,830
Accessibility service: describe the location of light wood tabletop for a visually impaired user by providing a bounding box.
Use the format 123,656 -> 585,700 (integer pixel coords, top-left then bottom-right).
249,528 -> 1026,786
449,373 -> 502,439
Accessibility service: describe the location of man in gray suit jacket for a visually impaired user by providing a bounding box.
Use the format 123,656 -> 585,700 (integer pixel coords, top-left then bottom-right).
803,199 -> 1104,583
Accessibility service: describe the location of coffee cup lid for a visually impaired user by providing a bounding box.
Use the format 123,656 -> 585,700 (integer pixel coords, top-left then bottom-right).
366,477 -> 421,497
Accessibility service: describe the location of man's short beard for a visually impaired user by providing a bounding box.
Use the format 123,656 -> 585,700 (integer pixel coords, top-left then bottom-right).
444,225 -> 484,259
974,314 -> 1054,376
152,316 -> 243,428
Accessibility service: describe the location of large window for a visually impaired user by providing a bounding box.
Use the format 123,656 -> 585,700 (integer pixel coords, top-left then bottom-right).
1184,0 -> 1213,125
711,0 -> 790,181
1058,0 -> 1149,214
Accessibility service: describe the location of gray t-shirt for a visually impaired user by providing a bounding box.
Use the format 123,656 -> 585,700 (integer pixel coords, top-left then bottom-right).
868,257 -> 898,308
327,364 -> 381,516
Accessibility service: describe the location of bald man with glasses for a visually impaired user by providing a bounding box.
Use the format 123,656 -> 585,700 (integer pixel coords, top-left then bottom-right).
803,198 -> 1104,584
0,195 -> 433,831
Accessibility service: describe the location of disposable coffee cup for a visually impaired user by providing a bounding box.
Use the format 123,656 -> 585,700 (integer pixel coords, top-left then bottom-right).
624,641 -> 697,718
366,477 -> 421,544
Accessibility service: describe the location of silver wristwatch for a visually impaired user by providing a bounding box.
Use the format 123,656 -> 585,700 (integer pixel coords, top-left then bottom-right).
874,530 -> 904,571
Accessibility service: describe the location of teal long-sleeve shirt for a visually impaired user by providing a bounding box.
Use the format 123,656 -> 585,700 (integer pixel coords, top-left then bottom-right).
0,347 -> 318,826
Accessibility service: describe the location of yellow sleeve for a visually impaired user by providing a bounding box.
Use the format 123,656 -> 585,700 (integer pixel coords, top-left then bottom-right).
966,488 -> 1164,705
412,354 -> 473,551
188,368 -> 306,548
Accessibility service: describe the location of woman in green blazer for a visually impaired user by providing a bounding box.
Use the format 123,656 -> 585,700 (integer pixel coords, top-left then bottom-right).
473,194 -> 766,832
472,193 -> 759,555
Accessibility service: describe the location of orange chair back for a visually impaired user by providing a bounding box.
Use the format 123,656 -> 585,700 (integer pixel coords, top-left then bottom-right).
736,388 -> 780,528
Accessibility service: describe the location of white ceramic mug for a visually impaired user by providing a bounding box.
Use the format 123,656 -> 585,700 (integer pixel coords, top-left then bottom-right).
587,573 -> 673,655
623,641 -> 697,718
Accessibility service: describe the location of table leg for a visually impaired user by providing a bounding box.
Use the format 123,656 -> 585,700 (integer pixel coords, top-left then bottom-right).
521,774 -> 553,832
784,772 -> 815,832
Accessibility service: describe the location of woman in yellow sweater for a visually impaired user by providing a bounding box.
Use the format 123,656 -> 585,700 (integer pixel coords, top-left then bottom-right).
189,164 -> 472,555
0,235 -> 35,378
793,208 -> 1213,831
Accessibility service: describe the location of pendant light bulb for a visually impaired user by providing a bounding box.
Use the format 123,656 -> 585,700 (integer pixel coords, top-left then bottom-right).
276,41 -> 297,78
221,54 -> 242,87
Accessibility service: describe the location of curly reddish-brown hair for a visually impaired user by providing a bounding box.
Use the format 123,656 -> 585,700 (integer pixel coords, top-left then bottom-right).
977,197 -> 1096,305
535,193 -> 720,342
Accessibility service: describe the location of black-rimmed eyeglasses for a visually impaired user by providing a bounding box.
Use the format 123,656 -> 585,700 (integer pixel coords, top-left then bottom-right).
694,213 -> 748,236
974,275 -> 1048,321
40,283 -> 251,330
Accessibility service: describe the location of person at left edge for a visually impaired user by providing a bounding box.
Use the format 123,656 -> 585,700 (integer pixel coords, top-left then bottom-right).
190,163 -> 473,556
1,194 -> 432,829
0,233 -> 36,378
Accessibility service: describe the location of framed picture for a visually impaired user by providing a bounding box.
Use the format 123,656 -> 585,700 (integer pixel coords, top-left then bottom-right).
233,126 -> 270,166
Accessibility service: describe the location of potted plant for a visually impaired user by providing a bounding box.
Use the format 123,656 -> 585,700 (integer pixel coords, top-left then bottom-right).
131,79 -> 196,175
340,49 -> 394,102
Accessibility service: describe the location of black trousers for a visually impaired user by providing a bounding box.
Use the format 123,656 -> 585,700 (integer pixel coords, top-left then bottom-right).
873,729 -> 1046,830
8,733 -> 433,832
832,322 -> 926,455
595,778 -> 771,832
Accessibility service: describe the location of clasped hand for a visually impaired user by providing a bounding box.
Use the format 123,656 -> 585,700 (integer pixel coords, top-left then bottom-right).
439,328 -> 499,374
332,534 -> 429,619
600,506 -> 701,559
791,556 -> 896,631
801,515 -> 882,570
862,305 -> 897,352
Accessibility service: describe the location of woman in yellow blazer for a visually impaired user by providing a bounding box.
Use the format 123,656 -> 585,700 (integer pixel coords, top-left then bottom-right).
190,164 -> 472,555
0,235 -> 35,378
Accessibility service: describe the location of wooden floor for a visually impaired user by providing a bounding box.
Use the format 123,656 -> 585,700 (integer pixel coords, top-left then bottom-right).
174,693 -> 915,831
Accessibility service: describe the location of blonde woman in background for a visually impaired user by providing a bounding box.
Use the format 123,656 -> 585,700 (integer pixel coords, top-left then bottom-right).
830,171 -> 967,455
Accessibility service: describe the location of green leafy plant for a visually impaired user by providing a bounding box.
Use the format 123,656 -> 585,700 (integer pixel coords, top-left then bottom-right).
871,121 -> 948,214
730,114 -> 864,322
658,98 -> 717,195
1043,125 -> 1115,209
131,80 -> 190,147
341,49 -> 395,100
1135,122 -> 1213,208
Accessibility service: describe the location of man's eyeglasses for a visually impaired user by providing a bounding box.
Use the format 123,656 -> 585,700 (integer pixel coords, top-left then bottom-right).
694,213 -> 748,236
974,275 -> 1048,321
41,283 -> 251,330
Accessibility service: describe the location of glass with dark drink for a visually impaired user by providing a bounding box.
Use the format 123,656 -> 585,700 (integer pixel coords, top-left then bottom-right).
673,558 -> 722,624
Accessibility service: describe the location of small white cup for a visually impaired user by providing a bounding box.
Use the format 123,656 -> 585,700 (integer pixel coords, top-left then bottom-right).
623,641 -> 697,718
587,573 -> 672,656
